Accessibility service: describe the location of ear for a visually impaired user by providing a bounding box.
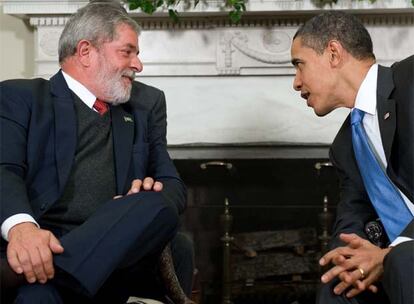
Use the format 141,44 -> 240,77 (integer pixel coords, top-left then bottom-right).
76,40 -> 94,67
326,40 -> 344,68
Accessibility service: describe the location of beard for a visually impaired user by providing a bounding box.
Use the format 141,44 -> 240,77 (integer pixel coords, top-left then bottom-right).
95,57 -> 136,105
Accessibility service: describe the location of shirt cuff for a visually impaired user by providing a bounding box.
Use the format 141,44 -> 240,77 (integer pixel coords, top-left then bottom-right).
389,236 -> 414,247
1,214 -> 39,241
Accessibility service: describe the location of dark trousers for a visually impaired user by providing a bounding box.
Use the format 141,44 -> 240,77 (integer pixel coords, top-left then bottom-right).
2,191 -> 179,303
169,232 -> 195,296
316,241 -> 414,304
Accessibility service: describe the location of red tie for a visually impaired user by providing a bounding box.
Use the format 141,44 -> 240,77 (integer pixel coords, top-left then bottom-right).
93,98 -> 109,115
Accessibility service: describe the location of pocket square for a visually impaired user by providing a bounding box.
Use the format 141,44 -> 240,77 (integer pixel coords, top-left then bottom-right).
124,116 -> 133,123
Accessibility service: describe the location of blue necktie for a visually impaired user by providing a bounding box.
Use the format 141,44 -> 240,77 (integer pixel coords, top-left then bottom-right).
351,108 -> 412,242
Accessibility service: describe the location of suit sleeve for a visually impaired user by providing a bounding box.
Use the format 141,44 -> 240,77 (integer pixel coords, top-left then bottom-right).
0,81 -> 35,224
146,90 -> 187,215
401,219 -> 414,239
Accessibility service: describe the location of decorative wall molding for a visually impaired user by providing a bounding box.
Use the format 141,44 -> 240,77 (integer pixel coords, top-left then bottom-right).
217,30 -> 293,75
2,1 -> 85,15
3,0 -> 413,16
135,13 -> 414,30
2,0 -> 414,145
224,31 -> 291,64
30,17 -> 69,27
38,29 -> 61,57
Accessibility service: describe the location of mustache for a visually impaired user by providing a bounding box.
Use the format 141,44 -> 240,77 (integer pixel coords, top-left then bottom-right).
122,70 -> 136,81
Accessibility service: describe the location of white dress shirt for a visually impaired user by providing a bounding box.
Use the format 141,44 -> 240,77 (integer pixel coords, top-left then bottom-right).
353,64 -> 414,247
1,71 -> 98,241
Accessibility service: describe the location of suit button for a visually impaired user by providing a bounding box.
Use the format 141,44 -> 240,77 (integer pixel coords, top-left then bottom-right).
40,203 -> 47,210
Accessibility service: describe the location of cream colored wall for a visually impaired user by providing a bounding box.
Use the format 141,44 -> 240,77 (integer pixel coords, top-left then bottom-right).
0,6 -> 34,81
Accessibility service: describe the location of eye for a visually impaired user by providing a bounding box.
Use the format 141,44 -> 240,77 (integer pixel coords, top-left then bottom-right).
296,62 -> 304,70
121,49 -> 132,57
292,59 -> 303,69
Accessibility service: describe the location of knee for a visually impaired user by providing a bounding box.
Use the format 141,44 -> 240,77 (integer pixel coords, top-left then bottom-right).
132,191 -> 179,232
138,191 -> 179,229
317,281 -> 336,304
15,283 -> 63,304
158,202 -> 179,232
316,280 -> 354,304
382,241 -> 414,304
384,241 -> 414,279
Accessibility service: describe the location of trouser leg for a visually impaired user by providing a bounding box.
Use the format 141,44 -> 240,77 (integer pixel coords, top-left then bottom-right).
170,232 -> 195,296
317,279 -> 358,304
2,192 -> 178,301
382,241 -> 414,304
53,191 -> 178,297
14,283 -> 63,304
316,278 -> 389,304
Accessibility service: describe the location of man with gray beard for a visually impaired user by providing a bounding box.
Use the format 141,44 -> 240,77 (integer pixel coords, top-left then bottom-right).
0,2 -> 189,303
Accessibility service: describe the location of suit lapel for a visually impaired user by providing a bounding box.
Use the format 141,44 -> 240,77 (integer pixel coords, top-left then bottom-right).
111,106 -> 134,194
50,71 -> 77,191
376,65 -> 396,163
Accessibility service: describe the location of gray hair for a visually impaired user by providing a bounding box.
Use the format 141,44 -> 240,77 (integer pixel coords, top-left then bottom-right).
293,11 -> 375,61
58,1 -> 141,63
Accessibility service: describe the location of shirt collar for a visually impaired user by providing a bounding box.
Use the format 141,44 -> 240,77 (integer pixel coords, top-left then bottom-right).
353,64 -> 378,116
61,71 -> 97,109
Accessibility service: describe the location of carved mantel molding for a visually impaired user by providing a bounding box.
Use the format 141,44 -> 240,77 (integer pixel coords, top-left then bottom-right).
3,0 -> 413,77
3,0 -> 413,16
2,0 -> 413,146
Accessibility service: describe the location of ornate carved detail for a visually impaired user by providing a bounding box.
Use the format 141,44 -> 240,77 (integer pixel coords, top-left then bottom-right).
137,17 -> 303,30
262,31 -> 290,53
217,30 -> 292,75
231,31 -> 291,64
7,1 -> 413,79
39,29 -> 61,57
220,33 -> 236,69
360,13 -> 414,25
30,17 -> 69,27
25,14 -> 414,31
216,68 -> 241,75
135,14 -> 413,30
2,1 -> 85,15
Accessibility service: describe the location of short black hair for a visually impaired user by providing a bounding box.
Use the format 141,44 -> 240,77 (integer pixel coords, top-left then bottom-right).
293,11 -> 375,60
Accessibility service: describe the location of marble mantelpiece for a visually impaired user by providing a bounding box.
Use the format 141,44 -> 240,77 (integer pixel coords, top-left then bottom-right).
2,0 -> 413,154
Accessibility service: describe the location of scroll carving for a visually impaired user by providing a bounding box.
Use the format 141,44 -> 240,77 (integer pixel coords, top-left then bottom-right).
217,30 -> 293,75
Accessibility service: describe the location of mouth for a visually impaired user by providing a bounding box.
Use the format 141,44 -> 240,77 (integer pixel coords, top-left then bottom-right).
301,92 -> 312,107
122,76 -> 132,84
122,71 -> 136,83
301,92 -> 310,100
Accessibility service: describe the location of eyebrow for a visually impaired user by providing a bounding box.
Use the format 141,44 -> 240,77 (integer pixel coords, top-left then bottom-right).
123,43 -> 139,55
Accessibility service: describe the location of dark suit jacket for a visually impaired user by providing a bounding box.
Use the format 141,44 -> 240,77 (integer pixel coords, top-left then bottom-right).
329,55 -> 414,248
0,71 -> 186,226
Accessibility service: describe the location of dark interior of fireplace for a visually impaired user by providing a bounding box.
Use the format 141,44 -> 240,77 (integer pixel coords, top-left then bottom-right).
172,145 -> 340,304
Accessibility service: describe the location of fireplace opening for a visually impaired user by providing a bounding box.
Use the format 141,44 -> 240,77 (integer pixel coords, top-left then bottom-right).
172,146 -> 339,304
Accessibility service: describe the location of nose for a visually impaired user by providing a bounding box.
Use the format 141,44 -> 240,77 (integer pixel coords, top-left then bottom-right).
131,55 -> 143,73
293,73 -> 301,91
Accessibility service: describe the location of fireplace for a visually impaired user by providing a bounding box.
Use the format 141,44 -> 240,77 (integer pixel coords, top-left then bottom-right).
170,144 -> 339,303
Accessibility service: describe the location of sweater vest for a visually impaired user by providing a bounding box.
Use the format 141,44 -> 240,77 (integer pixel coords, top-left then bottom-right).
40,96 -> 116,232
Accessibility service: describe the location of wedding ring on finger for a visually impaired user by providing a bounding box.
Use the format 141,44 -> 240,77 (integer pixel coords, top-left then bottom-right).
357,267 -> 365,280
